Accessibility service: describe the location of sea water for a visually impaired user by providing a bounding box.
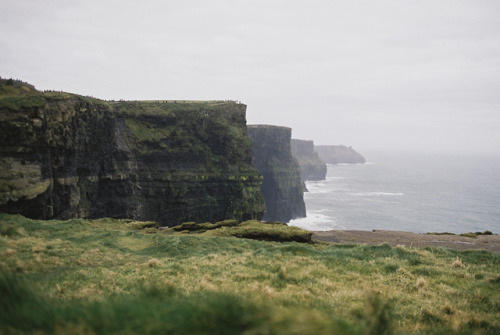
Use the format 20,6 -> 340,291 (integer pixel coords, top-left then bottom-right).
289,152 -> 500,234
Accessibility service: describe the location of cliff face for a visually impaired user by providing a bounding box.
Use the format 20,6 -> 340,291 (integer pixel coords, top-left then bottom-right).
291,139 -> 327,181
0,79 -> 264,226
247,125 -> 306,223
315,145 -> 366,164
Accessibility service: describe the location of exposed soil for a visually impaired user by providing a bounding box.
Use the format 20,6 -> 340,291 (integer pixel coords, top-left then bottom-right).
312,230 -> 500,254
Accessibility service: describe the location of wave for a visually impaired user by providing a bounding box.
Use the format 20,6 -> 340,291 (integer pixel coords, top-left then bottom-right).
299,153 -> 500,233
305,182 -> 330,193
307,182 -> 326,187
348,192 -> 404,197
331,162 -> 372,166
288,212 -> 344,231
316,209 -> 335,213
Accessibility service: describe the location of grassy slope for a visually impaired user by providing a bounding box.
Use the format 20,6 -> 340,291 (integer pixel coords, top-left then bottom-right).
1,213 -> 499,334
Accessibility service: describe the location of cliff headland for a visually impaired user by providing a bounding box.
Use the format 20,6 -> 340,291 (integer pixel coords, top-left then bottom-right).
315,144 -> 366,164
291,139 -> 327,181
247,125 -> 306,222
0,79 -> 264,226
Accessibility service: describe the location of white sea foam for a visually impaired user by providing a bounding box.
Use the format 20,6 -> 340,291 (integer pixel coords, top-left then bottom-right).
348,192 -> 404,197
298,153 -> 500,234
306,188 -> 331,194
316,209 -> 335,213
309,182 -> 326,187
289,212 -> 343,231
305,182 -> 330,193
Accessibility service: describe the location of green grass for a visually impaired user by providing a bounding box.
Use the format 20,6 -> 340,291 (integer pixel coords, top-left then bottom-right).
113,100 -> 242,117
0,80 -> 106,112
0,94 -> 45,111
426,231 -> 494,238
1,213 -> 499,334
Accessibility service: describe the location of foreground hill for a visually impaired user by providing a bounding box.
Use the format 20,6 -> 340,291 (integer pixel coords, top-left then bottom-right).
1,214 -> 499,334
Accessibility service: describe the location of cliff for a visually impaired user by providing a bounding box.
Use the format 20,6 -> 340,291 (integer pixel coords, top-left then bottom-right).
315,145 -> 366,164
291,139 -> 327,181
247,125 -> 306,223
0,78 -> 264,226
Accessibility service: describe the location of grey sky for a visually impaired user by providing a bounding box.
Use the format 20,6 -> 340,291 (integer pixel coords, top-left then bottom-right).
1,0 -> 500,156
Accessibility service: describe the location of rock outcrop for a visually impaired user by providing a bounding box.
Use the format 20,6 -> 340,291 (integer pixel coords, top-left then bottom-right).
0,79 -> 264,226
291,139 -> 327,181
315,145 -> 366,164
247,125 -> 306,223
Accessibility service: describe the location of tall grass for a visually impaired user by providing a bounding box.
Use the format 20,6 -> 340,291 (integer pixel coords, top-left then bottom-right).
0,272 -> 366,335
1,213 -> 499,334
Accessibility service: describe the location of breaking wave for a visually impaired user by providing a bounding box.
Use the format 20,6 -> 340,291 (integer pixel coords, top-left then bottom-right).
348,192 -> 404,197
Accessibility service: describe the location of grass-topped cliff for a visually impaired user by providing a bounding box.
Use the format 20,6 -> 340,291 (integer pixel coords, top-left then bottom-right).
0,79 -> 264,226
1,213 -> 499,334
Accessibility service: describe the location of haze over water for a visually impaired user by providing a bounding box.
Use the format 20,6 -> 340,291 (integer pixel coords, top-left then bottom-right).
289,152 -> 500,234
2,1 -> 500,158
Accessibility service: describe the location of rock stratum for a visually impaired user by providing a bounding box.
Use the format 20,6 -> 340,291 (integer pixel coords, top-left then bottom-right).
315,145 -> 366,164
291,139 -> 327,181
0,79 -> 264,226
247,125 -> 306,223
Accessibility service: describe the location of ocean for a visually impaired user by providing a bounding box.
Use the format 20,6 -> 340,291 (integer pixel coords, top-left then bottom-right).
289,152 -> 500,234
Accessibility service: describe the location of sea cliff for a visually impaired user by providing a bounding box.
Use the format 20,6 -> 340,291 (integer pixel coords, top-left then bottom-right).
315,145 -> 366,164
247,125 -> 306,222
0,79 -> 264,226
291,139 -> 327,181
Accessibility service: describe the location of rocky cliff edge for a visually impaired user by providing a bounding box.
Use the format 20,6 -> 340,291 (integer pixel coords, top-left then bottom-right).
0,79 -> 264,226
291,139 -> 327,181
247,125 -> 306,223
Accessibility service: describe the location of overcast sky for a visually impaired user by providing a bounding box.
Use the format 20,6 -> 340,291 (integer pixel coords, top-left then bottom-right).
1,0 -> 499,156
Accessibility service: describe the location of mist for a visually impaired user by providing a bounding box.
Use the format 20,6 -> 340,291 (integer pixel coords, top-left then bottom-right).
1,0 -> 499,155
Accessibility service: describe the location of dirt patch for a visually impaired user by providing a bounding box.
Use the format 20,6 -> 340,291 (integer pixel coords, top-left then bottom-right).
312,230 -> 500,254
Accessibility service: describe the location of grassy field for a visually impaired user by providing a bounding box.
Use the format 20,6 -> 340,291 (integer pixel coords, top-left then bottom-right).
1,213 -> 499,334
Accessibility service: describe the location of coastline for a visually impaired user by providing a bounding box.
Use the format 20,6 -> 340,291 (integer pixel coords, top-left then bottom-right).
312,230 -> 500,254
